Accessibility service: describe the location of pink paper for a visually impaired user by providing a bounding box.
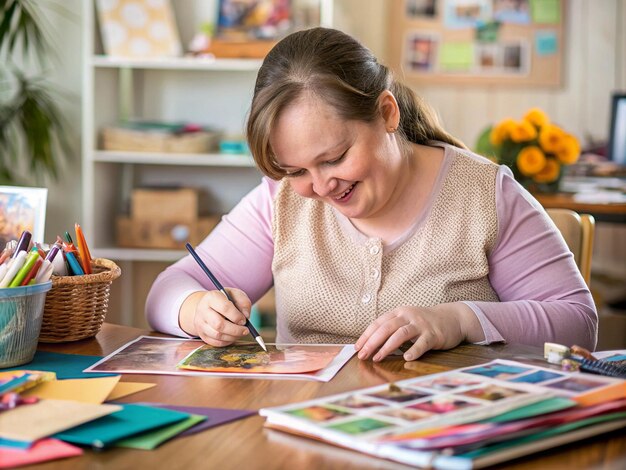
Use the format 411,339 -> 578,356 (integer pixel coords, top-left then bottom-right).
0,438 -> 82,468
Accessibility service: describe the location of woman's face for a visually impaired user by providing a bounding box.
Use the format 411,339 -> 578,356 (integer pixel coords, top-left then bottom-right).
269,93 -> 403,221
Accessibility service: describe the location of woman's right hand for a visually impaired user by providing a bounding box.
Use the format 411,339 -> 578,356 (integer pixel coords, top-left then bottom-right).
180,289 -> 252,347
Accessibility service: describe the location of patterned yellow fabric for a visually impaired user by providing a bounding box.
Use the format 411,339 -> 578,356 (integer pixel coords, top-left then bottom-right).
272,145 -> 500,343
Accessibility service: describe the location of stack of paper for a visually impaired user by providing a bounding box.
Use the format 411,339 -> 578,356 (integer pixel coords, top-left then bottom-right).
0,350 -> 257,467
260,359 -> 626,469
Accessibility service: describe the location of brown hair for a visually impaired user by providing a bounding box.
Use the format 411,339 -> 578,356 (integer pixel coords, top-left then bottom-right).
246,27 -> 466,180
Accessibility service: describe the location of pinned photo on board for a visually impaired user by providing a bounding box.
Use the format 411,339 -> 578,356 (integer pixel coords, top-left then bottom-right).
444,0 -> 492,29
404,32 -> 438,72
502,41 -> 530,74
405,0 -> 437,19
493,0 -> 531,24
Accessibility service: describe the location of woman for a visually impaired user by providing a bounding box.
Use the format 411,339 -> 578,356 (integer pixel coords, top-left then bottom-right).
146,28 -> 597,361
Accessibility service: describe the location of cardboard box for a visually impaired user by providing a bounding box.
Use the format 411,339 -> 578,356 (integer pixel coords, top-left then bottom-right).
117,216 -> 221,249
131,188 -> 198,222
204,39 -> 276,58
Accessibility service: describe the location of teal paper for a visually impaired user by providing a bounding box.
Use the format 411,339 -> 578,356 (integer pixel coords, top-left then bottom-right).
0,351 -> 116,379
0,437 -> 32,449
115,414 -> 206,450
53,404 -> 190,449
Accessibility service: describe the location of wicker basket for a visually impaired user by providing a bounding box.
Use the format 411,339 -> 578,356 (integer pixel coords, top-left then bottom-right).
38,258 -> 121,343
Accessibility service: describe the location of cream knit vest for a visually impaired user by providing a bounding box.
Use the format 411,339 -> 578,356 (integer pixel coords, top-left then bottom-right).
272,145 -> 500,344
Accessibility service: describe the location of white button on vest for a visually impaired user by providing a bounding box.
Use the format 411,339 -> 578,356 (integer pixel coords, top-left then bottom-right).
369,245 -> 380,255
361,293 -> 372,304
371,268 -> 379,279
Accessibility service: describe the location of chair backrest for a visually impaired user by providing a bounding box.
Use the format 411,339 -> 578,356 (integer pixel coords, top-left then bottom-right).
545,208 -> 595,286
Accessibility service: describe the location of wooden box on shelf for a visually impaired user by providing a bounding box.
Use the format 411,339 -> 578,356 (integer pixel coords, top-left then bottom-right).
204,39 -> 277,58
101,127 -> 219,153
132,188 -> 199,222
116,216 -> 220,249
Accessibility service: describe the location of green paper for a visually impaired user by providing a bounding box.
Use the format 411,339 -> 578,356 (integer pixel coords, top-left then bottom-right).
53,404 -> 190,448
439,42 -> 474,71
115,414 -> 206,450
484,397 -> 576,423
461,411 -> 626,459
530,0 -> 561,24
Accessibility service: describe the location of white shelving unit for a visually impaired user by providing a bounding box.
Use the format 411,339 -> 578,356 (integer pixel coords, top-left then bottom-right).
82,0 -> 332,325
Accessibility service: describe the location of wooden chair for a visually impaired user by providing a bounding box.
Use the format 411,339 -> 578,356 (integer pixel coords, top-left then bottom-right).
545,208 -> 595,286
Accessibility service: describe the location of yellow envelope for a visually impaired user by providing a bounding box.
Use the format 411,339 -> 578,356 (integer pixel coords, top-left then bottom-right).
106,382 -> 156,401
22,376 -> 121,404
0,399 -> 121,442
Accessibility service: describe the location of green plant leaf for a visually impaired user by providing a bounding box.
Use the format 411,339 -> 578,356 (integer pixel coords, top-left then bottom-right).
0,0 -> 73,183
1,0 -> 49,64
475,126 -> 498,159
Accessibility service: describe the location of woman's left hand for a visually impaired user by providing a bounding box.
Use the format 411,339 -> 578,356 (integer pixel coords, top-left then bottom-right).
355,303 -> 483,362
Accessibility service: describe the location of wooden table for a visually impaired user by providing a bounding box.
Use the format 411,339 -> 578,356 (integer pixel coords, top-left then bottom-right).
30,323 -> 626,469
534,192 -> 626,223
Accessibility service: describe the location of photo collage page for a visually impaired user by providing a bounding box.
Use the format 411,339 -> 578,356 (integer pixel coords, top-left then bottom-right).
265,359 -> 623,444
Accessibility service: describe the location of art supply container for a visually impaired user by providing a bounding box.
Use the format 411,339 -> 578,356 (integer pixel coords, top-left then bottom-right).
39,258 -> 121,343
0,281 -> 52,368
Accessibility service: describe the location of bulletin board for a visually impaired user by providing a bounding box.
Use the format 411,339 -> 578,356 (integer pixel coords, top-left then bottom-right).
388,0 -> 566,87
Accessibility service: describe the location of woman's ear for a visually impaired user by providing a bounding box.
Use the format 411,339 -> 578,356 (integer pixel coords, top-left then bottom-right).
378,90 -> 400,132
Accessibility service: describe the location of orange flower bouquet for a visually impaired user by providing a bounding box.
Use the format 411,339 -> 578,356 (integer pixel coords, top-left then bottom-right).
476,108 -> 580,192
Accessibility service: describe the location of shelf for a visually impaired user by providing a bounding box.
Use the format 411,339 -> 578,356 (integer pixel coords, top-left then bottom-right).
93,150 -> 256,167
93,247 -> 186,262
91,55 -> 263,71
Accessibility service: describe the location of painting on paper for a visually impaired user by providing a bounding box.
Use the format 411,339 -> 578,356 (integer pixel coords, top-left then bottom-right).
178,343 -> 343,374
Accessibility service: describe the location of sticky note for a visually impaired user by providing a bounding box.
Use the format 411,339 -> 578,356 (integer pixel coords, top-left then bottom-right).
530,0 -> 561,24
535,30 -> 558,55
439,42 -> 475,71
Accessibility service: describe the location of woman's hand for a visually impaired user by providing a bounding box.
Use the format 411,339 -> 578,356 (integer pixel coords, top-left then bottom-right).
354,303 -> 484,362
179,289 -> 252,347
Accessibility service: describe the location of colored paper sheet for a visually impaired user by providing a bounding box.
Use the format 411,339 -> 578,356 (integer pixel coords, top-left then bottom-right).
485,397 -> 576,423
0,437 -> 31,449
0,438 -> 82,469
21,376 -> 121,404
114,414 -> 206,450
135,402 -> 256,437
530,0 -> 561,24
53,404 -> 190,449
535,31 -> 558,56
0,351 -> 116,379
459,411 -> 626,459
105,381 -> 156,401
0,399 -> 121,442
0,370 -> 56,394
439,42 -> 474,71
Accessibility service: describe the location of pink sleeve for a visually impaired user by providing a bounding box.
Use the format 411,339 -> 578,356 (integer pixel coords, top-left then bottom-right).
464,166 -> 598,350
145,177 -> 278,337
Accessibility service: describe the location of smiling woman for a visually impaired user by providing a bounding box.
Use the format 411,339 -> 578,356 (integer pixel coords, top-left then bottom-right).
146,27 -> 597,363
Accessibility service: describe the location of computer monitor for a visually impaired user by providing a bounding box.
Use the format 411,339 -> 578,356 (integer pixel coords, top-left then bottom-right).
608,93 -> 626,165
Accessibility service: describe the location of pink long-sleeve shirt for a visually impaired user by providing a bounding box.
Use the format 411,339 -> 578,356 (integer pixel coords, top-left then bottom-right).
146,166 -> 598,350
